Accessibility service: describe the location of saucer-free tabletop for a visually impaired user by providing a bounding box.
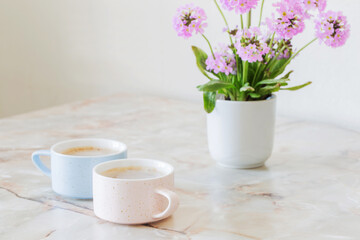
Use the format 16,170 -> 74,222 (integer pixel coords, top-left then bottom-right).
0,93 -> 359,240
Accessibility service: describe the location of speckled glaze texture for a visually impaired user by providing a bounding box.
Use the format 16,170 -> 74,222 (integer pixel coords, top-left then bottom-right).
93,159 -> 179,224
0,93 -> 360,239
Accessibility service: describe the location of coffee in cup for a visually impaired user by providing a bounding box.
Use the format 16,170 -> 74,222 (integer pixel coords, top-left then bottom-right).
62,146 -> 116,156
101,166 -> 164,179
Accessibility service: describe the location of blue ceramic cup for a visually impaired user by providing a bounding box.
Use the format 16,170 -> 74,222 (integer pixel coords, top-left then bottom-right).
32,138 -> 127,199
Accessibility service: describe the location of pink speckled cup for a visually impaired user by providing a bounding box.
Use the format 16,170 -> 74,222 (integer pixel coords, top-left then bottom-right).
93,159 -> 179,224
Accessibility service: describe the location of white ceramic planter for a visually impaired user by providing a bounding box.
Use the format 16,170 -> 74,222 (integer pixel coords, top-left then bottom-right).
207,95 -> 276,169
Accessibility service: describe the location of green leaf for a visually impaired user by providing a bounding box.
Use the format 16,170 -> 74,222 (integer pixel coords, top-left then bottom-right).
281,70 -> 294,79
240,83 -> 255,92
259,83 -> 281,94
281,81 -> 312,91
203,92 -> 216,113
247,62 -> 257,81
240,86 -> 255,92
192,46 -> 215,81
249,93 -> 261,98
268,58 -> 288,79
197,80 -> 235,92
256,78 -> 289,86
191,46 -> 207,70
218,89 -> 226,95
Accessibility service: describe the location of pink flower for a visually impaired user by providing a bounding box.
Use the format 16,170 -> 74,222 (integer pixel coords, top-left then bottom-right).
278,48 -> 291,59
303,0 -> 326,12
267,0 -> 307,39
173,4 -> 208,39
234,27 -> 270,63
220,0 -> 259,14
315,11 -> 350,48
205,45 -> 236,75
240,26 -> 262,39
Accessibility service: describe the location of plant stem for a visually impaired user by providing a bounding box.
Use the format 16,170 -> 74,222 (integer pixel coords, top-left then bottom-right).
214,0 -> 233,45
240,15 -> 244,30
265,46 -> 286,69
242,61 -> 248,86
239,10 -> 250,100
247,10 -> 251,28
235,54 -> 241,87
286,38 -> 318,64
276,38 -> 317,75
213,0 -> 229,28
202,34 -> 215,58
258,0 -> 265,27
259,45 -> 286,79
229,91 -> 236,101
264,32 -> 275,61
253,62 -> 261,86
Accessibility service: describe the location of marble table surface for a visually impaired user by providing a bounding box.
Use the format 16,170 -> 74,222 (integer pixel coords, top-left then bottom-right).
0,93 -> 359,240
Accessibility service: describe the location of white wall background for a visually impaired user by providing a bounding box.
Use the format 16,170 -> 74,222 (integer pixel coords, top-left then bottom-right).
0,0 -> 359,131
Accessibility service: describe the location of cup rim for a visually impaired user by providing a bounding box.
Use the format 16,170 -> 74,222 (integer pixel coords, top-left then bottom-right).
93,158 -> 174,182
51,138 -> 127,158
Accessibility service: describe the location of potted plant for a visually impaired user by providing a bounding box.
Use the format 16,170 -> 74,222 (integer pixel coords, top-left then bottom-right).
173,0 -> 350,168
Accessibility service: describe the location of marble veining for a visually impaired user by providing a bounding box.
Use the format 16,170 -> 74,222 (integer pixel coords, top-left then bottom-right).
0,93 -> 359,239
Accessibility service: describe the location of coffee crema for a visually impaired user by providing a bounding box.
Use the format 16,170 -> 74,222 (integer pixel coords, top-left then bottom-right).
101,166 -> 164,179
61,146 -> 115,156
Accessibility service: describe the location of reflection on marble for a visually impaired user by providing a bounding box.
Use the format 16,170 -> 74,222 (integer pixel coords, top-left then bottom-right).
0,93 -> 359,239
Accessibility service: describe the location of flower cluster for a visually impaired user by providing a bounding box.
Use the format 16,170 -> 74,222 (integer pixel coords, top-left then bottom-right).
315,11 -> 350,48
173,4 -> 207,39
220,0 -> 259,14
267,0 -> 307,39
234,27 -> 270,63
173,0 -> 350,108
277,40 -> 294,59
205,45 -> 236,75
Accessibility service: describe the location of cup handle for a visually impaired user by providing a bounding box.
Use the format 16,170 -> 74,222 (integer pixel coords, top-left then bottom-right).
32,150 -> 51,177
152,188 -> 179,220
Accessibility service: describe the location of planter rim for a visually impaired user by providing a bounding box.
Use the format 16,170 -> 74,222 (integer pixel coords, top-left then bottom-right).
216,94 -> 276,104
